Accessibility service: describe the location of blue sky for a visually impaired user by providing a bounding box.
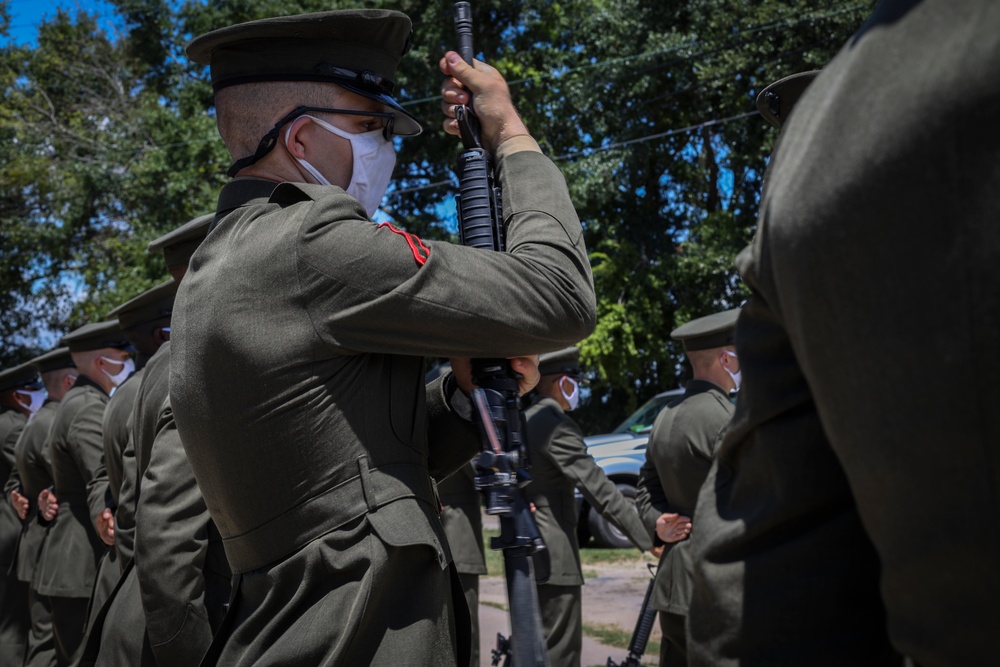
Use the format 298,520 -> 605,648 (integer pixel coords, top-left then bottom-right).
5,0 -> 122,45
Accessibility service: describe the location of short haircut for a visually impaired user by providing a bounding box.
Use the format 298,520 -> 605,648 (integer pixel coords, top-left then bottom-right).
215,81 -> 345,160
687,347 -> 724,376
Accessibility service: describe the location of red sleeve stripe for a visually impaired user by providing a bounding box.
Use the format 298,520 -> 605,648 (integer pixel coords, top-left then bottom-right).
377,222 -> 430,266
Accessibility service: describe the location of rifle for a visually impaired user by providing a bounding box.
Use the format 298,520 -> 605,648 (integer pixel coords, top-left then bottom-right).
607,563 -> 658,667
452,3 -> 550,666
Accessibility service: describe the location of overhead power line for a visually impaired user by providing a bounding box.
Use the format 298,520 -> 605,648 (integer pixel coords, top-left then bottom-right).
401,2 -> 870,108
387,109 -> 758,197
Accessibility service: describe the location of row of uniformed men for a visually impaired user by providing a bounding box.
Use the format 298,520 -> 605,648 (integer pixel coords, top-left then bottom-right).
0,212 -> 225,667
0,68 -> 812,667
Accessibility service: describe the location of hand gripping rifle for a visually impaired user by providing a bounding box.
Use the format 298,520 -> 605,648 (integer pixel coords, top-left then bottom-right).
607,563 -> 658,667
452,4 -> 550,667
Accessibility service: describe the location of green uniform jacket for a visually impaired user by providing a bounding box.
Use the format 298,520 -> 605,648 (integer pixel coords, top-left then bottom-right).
136,383 -> 231,665
6,400 -> 59,584
0,407 -> 29,665
635,380 -> 732,615
0,408 -> 27,569
115,347 -> 170,569
437,462 -> 486,576
524,396 -> 652,587
85,367 -> 146,628
35,377 -> 108,598
687,2 -> 1000,665
90,343 -> 227,667
87,366 -> 147,523
171,148 -> 594,665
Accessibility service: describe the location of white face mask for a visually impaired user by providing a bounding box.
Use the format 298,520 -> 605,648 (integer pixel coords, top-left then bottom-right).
100,356 -> 135,388
285,114 -> 396,218
15,388 -> 47,417
722,350 -> 742,391
560,376 -> 580,411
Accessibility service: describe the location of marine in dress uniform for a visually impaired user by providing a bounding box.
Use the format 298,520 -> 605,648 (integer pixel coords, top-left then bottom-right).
80,213 -> 222,667
5,348 -> 77,667
0,363 -> 44,665
113,212 -> 213,568
171,9 -> 595,666
687,2 -> 1000,664
524,347 -> 652,667
634,308 -> 740,667
33,321 -> 132,665
83,280 -> 176,635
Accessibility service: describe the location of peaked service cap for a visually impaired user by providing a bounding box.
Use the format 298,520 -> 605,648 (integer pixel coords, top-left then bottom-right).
538,347 -> 583,378
756,71 -> 820,130
30,347 -> 75,375
672,308 -> 741,351
60,320 -> 131,353
186,9 -> 421,137
107,280 -> 178,330
147,213 -> 214,270
0,362 -> 44,393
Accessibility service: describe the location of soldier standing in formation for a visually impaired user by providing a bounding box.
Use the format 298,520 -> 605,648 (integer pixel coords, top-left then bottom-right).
5,348 -> 77,667
84,280 -> 177,633
33,321 -> 132,665
687,0 -> 1000,665
0,363 -> 45,664
635,308 -> 740,667
113,212 -> 213,570
82,212 -> 222,667
170,8 -> 593,666
523,346 -> 653,667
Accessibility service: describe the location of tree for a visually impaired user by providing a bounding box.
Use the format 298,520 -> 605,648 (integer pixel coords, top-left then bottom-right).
0,0 -> 875,431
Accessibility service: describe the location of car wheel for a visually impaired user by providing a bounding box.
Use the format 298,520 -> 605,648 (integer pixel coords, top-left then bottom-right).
588,482 -> 638,549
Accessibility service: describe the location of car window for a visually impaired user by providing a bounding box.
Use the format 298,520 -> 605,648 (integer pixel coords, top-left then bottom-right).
612,392 -> 680,434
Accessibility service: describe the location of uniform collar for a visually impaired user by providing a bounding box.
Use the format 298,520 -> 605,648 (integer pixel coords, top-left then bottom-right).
685,377 -> 729,398
216,178 -> 282,223
72,373 -> 109,397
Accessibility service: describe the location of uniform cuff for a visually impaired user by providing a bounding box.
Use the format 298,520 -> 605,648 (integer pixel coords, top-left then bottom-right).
495,134 -> 542,161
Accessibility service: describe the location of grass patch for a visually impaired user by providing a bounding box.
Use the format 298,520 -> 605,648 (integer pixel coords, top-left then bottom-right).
481,599 -> 507,611
579,548 -> 649,566
583,622 -> 660,661
483,528 -> 504,576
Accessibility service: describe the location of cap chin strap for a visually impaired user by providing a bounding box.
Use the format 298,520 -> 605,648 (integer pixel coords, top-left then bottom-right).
227,106 -> 304,177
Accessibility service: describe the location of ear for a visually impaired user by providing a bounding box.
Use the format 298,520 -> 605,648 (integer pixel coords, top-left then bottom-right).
12,391 -> 29,408
283,115 -> 313,160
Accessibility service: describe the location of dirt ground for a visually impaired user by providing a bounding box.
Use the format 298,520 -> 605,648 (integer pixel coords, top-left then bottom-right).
477,520 -> 662,667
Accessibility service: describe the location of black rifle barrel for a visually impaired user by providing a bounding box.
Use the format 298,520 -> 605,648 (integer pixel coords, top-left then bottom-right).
452,4 -> 549,666
454,2 -> 475,65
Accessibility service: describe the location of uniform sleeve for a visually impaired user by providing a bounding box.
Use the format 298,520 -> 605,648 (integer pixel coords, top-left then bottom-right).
2,418 -> 25,485
86,458 -> 111,526
297,150 -> 596,358
114,429 -> 137,568
135,396 -> 214,665
425,373 -> 480,481
69,396 -> 105,487
543,417 -> 653,551
4,437 -> 23,499
635,454 -> 668,543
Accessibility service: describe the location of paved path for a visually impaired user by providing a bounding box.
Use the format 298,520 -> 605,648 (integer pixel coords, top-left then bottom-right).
477,560 -> 661,667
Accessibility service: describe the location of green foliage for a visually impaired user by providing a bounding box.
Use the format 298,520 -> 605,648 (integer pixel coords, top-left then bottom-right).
0,0 -> 873,416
